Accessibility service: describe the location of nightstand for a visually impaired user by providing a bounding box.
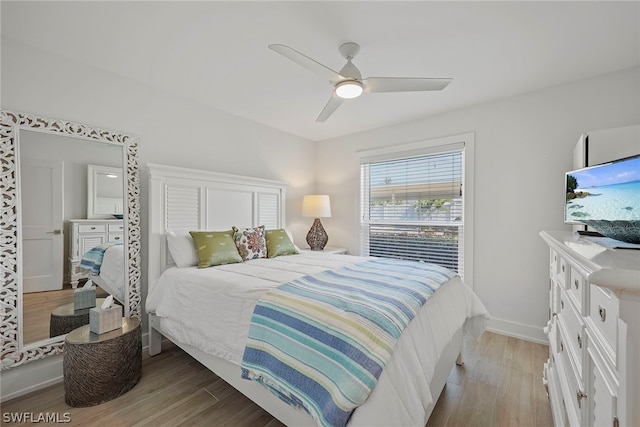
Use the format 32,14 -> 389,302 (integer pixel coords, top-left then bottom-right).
301,246 -> 348,255
63,317 -> 141,407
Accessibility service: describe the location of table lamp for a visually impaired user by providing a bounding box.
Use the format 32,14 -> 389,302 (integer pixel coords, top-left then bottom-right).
301,195 -> 331,250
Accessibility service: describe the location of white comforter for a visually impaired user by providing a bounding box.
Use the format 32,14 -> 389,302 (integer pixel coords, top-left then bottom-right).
94,243 -> 126,303
146,252 -> 489,426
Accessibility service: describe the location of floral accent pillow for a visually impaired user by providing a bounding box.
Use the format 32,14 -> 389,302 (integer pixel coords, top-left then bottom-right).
232,226 -> 267,261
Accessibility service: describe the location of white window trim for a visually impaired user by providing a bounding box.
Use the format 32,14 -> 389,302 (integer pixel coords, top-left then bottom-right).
357,132 -> 475,289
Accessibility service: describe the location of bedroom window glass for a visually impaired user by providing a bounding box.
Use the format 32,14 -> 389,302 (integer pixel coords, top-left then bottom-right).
360,140 -> 468,277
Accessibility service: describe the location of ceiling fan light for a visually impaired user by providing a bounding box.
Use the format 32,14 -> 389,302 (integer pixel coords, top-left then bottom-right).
335,81 -> 363,99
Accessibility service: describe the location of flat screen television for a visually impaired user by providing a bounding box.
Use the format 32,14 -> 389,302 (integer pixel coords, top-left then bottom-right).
565,154 -> 640,243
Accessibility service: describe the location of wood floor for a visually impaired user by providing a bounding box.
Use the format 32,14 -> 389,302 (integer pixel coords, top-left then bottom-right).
22,285 -> 109,344
2,332 -> 552,427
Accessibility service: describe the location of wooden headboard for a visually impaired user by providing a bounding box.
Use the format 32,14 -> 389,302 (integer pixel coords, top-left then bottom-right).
147,163 -> 287,292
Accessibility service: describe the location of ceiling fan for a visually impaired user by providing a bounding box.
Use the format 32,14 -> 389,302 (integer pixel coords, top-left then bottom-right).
269,42 -> 452,122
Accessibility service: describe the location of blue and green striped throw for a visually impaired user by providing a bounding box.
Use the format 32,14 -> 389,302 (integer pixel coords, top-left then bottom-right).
241,258 -> 455,427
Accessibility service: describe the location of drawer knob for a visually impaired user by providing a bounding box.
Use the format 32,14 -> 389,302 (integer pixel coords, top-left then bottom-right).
576,389 -> 587,408
574,278 -> 579,289
561,300 -> 564,310
562,265 -> 565,273
598,305 -> 607,322
114,236 -> 120,240
577,333 -> 582,349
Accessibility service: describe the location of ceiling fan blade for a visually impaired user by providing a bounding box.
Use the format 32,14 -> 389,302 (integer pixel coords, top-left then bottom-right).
269,44 -> 344,83
316,93 -> 344,122
363,77 -> 452,93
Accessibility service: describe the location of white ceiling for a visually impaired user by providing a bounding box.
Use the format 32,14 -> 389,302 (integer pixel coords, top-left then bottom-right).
2,1 -> 639,141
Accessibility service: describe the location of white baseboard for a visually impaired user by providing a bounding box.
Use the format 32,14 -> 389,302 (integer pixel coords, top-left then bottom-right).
486,317 -> 548,345
0,355 -> 64,402
0,332 -> 150,403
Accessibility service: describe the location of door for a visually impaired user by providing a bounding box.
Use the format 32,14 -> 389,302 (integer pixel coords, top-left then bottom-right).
20,159 -> 64,293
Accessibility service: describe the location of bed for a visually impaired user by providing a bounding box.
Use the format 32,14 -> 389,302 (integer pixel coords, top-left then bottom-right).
80,242 -> 126,304
145,163 -> 489,426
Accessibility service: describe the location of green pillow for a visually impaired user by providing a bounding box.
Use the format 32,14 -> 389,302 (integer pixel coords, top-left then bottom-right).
265,229 -> 298,258
189,230 -> 243,268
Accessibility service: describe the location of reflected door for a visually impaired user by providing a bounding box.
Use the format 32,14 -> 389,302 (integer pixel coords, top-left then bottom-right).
21,159 -> 64,293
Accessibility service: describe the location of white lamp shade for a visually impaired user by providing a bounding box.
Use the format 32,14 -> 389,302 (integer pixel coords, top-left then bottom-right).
302,195 -> 332,218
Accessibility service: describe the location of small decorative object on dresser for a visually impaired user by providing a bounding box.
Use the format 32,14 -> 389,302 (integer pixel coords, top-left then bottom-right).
63,317 -> 141,407
540,231 -> 640,427
301,194 -> 332,250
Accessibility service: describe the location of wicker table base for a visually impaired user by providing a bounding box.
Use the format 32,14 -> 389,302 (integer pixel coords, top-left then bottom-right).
64,317 -> 141,407
50,298 -> 106,338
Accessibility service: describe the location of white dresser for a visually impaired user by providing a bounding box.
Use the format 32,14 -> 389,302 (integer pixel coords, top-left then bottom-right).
540,231 -> 640,427
68,219 -> 124,288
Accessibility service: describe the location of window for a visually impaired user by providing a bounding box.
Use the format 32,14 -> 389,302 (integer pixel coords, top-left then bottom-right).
359,134 -> 473,280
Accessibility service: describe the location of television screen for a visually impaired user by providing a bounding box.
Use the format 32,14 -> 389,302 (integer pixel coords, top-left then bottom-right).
565,154 -> 640,224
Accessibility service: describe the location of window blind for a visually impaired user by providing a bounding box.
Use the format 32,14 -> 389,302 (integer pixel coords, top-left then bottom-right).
360,150 -> 464,276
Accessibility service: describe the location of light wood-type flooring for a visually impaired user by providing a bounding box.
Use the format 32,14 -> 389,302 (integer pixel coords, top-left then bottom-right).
2,332 -> 552,427
22,285 -> 109,344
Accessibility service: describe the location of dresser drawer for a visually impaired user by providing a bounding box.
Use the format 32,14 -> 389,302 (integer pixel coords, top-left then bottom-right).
568,267 -> 585,314
108,233 -> 124,243
588,284 -> 619,356
558,289 -> 584,376
558,256 -> 568,287
79,224 -> 106,233
588,343 -> 618,427
551,279 -> 562,318
550,249 -> 569,286
108,223 -> 125,232
550,248 -> 559,275
556,323 -> 584,427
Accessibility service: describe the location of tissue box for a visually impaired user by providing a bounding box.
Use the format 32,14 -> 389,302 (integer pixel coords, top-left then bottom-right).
89,305 -> 122,334
74,287 -> 96,310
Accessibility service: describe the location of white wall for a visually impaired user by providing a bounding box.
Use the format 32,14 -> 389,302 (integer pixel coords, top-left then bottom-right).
1,39 -> 316,400
315,66 -> 640,343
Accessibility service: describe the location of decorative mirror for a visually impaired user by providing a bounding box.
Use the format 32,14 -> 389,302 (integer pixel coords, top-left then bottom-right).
0,110 -> 141,370
87,164 -> 125,219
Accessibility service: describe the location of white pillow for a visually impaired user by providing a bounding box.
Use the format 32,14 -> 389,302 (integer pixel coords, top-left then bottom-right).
285,229 -> 301,253
166,230 -> 198,267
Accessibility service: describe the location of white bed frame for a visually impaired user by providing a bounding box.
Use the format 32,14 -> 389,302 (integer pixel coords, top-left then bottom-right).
146,163 -> 463,426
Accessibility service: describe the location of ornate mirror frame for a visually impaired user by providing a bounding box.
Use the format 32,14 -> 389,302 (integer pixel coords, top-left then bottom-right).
0,110 -> 141,369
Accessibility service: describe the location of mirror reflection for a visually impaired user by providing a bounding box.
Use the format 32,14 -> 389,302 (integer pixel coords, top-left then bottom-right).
88,164 -> 124,219
19,130 -> 125,345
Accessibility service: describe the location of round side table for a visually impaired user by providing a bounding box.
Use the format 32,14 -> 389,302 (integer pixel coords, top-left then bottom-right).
64,317 -> 142,407
50,298 -> 107,338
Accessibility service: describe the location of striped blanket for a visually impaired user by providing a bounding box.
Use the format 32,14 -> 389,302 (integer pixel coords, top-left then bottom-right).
240,258 -> 456,427
79,242 -> 123,275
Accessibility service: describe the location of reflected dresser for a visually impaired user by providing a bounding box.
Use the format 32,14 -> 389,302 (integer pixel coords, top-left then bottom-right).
67,219 -> 124,288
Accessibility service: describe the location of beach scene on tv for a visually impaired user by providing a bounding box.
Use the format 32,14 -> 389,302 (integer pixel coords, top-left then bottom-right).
565,156 -> 640,222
